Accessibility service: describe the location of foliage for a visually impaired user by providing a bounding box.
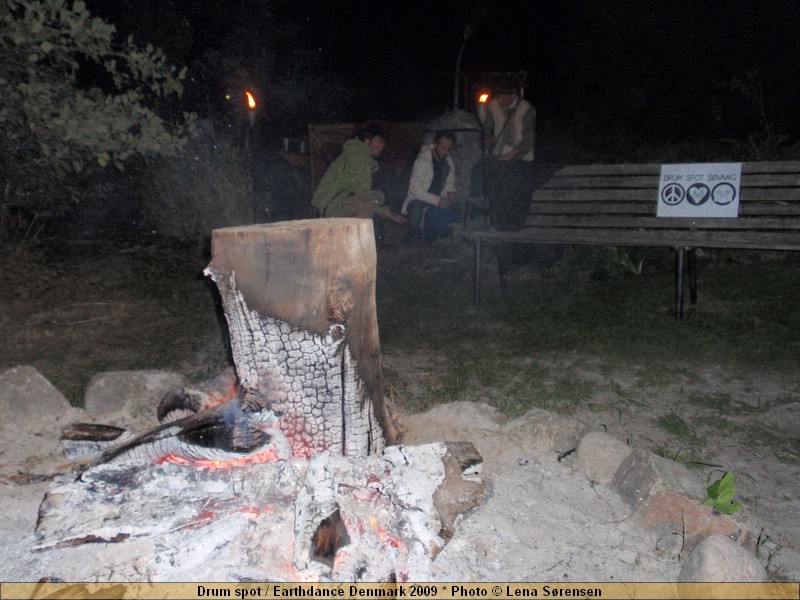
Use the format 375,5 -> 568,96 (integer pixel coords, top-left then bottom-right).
705,471 -> 743,515
0,0 -> 195,211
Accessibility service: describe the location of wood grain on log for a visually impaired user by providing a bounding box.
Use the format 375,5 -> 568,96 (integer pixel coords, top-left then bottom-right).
206,219 -> 396,458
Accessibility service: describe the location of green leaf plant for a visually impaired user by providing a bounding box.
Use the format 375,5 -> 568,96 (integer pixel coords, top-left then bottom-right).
705,471 -> 743,515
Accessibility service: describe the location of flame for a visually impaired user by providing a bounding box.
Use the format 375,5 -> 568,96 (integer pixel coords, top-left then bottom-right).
477,90 -> 491,104
245,90 -> 257,110
156,447 -> 283,469
205,382 -> 238,407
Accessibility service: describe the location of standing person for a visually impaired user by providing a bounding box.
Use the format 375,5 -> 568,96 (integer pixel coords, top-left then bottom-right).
483,77 -> 536,231
401,130 -> 457,244
311,122 -> 405,249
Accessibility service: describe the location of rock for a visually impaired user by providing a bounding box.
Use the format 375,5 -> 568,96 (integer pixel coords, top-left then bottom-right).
577,430 -> 634,486
432,442 -> 485,541
399,401 -> 509,446
609,449 -> 761,556
678,534 -> 767,582
638,491 -> 757,555
504,407 -> 592,454
0,365 -> 79,423
0,365 -> 88,474
612,448 -> 705,509
83,370 -> 189,429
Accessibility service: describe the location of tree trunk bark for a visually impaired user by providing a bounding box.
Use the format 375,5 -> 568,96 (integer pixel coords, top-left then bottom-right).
205,218 -> 395,458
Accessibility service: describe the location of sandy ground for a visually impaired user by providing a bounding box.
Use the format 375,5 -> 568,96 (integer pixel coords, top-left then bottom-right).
0,234 -> 797,583
0,388 -> 678,583
1,366 -> 792,583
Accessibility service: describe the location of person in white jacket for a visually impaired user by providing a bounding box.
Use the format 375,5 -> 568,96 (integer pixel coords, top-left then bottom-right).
401,130 -> 457,243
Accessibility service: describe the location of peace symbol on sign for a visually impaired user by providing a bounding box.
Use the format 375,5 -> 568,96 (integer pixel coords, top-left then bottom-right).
661,183 -> 684,205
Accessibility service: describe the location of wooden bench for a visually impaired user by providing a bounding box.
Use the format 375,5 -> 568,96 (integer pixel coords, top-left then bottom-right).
463,161 -> 800,317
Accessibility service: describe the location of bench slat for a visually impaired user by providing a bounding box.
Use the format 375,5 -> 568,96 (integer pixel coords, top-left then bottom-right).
542,173 -> 800,190
531,188 -> 800,202
523,215 -> 800,230
465,227 -> 800,250
554,161 -> 800,177
527,201 -> 800,217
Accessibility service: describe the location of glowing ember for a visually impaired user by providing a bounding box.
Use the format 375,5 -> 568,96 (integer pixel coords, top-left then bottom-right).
205,382 -> 238,407
156,447 -> 283,469
369,515 -> 403,549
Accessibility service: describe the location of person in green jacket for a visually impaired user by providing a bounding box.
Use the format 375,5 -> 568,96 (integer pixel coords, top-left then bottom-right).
311,122 -> 405,248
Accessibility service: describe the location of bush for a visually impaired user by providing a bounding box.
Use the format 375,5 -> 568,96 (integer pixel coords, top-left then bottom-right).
0,0 -> 194,213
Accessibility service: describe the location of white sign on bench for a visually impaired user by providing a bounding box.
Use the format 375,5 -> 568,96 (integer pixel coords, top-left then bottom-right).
657,163 -> 742,218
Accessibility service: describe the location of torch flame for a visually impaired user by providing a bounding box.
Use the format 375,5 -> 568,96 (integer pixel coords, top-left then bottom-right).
245,90 -> 256,110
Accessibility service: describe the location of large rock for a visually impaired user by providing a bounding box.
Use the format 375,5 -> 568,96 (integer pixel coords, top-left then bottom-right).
83,370 -> 189,429
612,448 -> 705,508
504,407 -> 592,454
612,449 -> 757,555
577,430 -> 633,487
678,534 -> 767,582
0,365 -> 87,474
399,401 -> 508,447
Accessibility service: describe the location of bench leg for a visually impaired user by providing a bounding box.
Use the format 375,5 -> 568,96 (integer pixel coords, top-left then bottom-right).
688,247 -> 698,305
497,242 -> 510,295
473,238 -> 482,307
675,246 -> 685,319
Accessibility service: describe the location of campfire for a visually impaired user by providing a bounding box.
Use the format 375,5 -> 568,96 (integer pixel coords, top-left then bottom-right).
37,220 -> 485,582
44,382 -> 483,582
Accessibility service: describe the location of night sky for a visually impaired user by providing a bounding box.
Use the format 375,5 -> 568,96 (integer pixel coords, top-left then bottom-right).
91,0 -> 800,150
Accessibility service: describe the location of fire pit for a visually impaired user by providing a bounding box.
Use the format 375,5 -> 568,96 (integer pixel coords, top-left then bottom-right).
37,220 -> 485,582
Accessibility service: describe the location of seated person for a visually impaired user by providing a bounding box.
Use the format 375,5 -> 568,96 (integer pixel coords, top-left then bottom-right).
401,130 -> 456,243
311,122 -> 405,249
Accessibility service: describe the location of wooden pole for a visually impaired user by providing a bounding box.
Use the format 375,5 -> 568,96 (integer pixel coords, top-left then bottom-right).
205,218 -> 395,458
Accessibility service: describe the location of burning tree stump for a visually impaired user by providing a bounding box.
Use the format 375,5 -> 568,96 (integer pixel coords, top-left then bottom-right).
204,218 -> 396,459
32,219 -> 486,583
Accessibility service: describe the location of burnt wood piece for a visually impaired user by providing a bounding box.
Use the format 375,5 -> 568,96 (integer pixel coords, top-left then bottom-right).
463,161 -> 800,318
60,423 -> 130,461
206,219 -> 395,458
157,387 -> 208,423
61,423 -> 127,442
89,392 -> 282,468
311,509 -> 351,568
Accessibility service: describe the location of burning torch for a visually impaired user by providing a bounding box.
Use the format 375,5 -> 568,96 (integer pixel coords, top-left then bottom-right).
245,90 -> 257,127
476,87 -> 491,125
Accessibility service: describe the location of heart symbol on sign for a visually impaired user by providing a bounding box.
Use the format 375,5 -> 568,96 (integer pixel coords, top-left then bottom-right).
687,184 -> 710,205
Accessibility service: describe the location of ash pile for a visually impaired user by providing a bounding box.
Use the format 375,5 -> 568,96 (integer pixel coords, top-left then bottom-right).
36,384 -> 484,583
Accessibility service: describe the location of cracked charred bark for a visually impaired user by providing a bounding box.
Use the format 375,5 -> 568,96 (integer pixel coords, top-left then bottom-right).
205,219 -> 396,458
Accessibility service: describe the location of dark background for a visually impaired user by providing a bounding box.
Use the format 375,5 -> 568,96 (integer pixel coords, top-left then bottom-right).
86,0 -> 800,155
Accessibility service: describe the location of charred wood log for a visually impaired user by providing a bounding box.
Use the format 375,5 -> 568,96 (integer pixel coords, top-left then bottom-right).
205,219 -> 397,458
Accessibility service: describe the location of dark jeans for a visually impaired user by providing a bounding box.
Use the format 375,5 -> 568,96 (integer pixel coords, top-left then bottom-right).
481,159 -> 564,272
405,199 -> 454,242
482,159 -> 537,231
